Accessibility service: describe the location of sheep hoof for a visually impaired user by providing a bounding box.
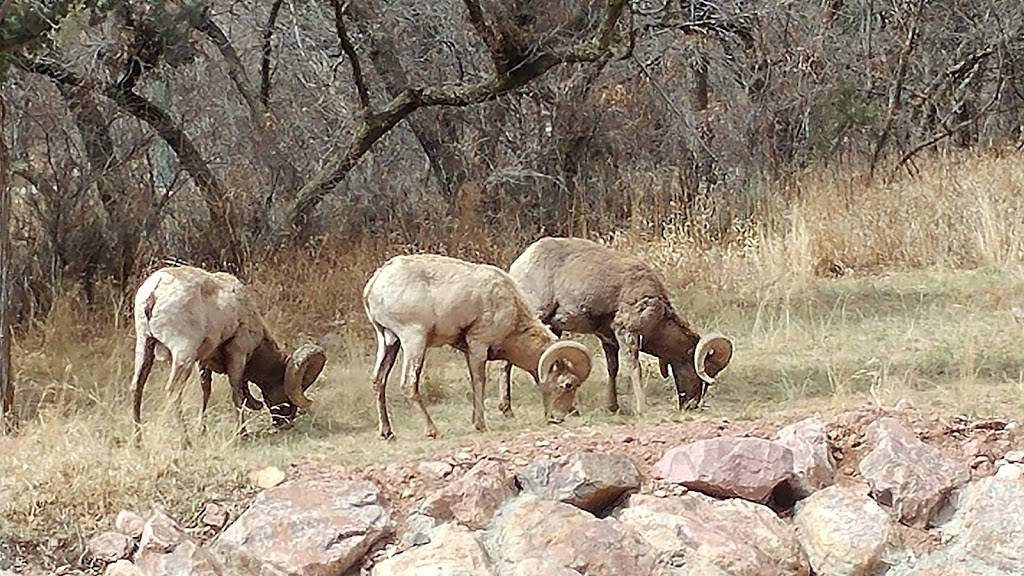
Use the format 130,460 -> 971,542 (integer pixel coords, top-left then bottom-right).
499,404 -> 514,418
379,430 -> 396,441
244,397 -> 264,411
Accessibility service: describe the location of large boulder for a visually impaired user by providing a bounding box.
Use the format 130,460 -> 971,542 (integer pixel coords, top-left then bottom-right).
372,524 -> 492,576
517,451 -> 640,514
858,417 -> 969,527
654,437 -> 794,502
886,464 -> 1024,575
488,496 -> 663,576
133,511 -> 223,576
213,478 -> 391,576
419,459 -> 515,530
616,493 -> 809,576
794,484 -> 893,576
775,417 -> 835,498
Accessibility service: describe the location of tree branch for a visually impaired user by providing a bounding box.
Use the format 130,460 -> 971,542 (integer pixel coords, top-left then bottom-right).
279,0 -> 628,236
260,0 -> 285,107
192,9 -> 268,123
18,56 -> 242,267
330,0 -> 370,110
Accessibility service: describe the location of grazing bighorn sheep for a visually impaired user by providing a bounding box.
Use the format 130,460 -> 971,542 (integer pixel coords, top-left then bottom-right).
501,237 -> 732,415
363,254 -> 592,439
131,266 -> 326,436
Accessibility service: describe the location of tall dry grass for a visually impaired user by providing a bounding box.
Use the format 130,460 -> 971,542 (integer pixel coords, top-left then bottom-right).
4,149 -> 1024,567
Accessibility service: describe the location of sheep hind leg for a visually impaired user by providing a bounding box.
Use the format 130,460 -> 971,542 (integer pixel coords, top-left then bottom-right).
399,336 -> 437,439
131,336 -> 158,444
371,326 -> 400,440
165,357 -> 196,448
615,330 -> 644,415
198,368 -> 212,434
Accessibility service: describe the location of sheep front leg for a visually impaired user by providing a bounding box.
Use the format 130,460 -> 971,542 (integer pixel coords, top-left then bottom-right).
616,330 -> 645,415
225,355 -> 249,437
401,336 -> 437,438
465,343 -> 489,432
598,332 -> 621,414
498,362 -> 514,418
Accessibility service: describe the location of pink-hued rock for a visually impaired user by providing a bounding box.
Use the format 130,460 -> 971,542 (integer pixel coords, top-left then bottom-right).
489,496 -> 663,576
617,493 -> 809,576
654,437 -> 795,502
115,510 -> 146,540
419,459 -> 515,530
103,561 -> 143,576
858,417 -> 969,527
133,511 -> 223,576
213,478 -> 391,575
794,484 -> 893,576
88,531 -> 134,563
517,451 -> 640,514
775,417 -> 836,498
199,503 -> 228,530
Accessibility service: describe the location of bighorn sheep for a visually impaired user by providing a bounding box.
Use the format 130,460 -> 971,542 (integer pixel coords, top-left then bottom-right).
501,237 -> 732,415
363,254 -> 593,439
131,266 -> 326,436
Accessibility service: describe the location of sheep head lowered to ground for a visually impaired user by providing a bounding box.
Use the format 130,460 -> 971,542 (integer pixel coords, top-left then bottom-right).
363,254 -> 592,439
131,266 -> 326,436
502,237 -> 732,415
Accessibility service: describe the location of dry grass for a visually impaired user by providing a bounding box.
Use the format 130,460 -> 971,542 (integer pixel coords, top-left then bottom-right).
4,149 -> 1024,566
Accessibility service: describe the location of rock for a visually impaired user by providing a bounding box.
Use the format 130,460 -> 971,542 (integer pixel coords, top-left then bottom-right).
858,417 -> 969,527
1003,450 -> 1024,464
103,561 -> 143,576
213,478 -> 390,575
510,558 -> 581,576
517,451 -> 640,514
134,511 -> 223,576
417,461 -> 454,480
115,510 -> 145,540
617,493 -> 809,575
886,464 -> 1024,576
775,417 -> 836,498
419,459 -> 515,529
88,531 -> 134,562
372,524 -> 492,575
399,513 -> 439,548
959,463 -> 1024,570
794,484 -> 893,576
249,466 -> 286,489
200,503 -> 228,530
654,437 -> 794,502
489,496 -> 662,576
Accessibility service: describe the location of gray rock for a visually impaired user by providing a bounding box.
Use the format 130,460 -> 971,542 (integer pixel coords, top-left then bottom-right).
617,493 -> 809,575
373,524 -> 492,575
517,451 -> 640,514
87,531 -> 134,563
213,478 -> 391,576
103,561 -> 143,576
115,511 -> 145,540
133,511 -> 223,576
487,496 -> 665,576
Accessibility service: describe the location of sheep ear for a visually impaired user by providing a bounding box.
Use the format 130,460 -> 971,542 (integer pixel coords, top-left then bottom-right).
659,358 -> 670,379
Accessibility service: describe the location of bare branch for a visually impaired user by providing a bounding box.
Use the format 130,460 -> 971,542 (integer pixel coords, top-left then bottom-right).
192,9 -> 268,123
330,0 -> 370,110
280,0 -> 629,235
260,0 -> 284,107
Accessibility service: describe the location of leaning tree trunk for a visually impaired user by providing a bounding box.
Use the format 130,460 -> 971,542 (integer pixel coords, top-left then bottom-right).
0,93 -> 13,433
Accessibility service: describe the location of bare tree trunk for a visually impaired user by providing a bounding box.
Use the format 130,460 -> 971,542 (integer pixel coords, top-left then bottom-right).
0,93 -> 13,433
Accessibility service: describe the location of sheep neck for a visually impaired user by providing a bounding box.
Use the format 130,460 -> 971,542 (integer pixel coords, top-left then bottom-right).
645,316 -> 700,359
244,336 -> 287,388
500,323 -> 555,378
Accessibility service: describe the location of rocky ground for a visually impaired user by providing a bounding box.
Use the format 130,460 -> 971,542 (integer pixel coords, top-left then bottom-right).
4,402 -> 1024,575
